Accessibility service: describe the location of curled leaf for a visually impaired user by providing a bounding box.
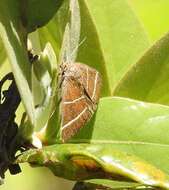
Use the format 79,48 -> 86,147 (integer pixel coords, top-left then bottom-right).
17,144 -> 169,189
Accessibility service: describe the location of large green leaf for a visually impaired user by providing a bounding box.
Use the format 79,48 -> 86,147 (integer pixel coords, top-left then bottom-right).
19,97 -> 169,189
77,0 -> 150,94
70,97 -> 169,175
38,0 -> 150,96
21,0 -> 64,33
129,0 -> 169,41
17,143 -> 169,189
0,0 -> 35,124
73,97 -> 169,144
114,32 -> 169,105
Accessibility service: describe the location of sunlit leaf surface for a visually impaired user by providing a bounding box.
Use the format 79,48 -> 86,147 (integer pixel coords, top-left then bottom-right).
1,1 -> 169,190
71,97 -> 169,177
38,0 -> 150,96
17,143 -> 169,189
114,32 -> 169,106
0,0 -> 35,125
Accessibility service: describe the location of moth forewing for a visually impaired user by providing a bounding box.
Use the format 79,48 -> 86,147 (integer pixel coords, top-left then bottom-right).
71,63 -> 102,104
59,62 -> 102,142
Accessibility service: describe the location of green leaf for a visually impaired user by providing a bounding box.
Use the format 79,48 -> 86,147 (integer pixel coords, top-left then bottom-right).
0,0 -> 35,124
18,42 -> 59,144
129,0 -> 169,41
17,143 -> 169,189
0,38 -> 6,65
38,0 -> 81,62
71,97 -> 169,176
33,43 -> 57,129
73,97 -> 169,144
69,0 -> 81,62
21,0 -> 64,33
85,180 -> 151,190
38,0 -> 150,97
0,1 -> 61,140
37,0 -> 70,57
114,32 -> 169,106
77,0 -> 150,94
59,0 -> 81,64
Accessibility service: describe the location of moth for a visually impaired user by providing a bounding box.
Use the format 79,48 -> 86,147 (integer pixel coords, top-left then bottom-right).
59,62 -> 102,142
57,0 -> 102,142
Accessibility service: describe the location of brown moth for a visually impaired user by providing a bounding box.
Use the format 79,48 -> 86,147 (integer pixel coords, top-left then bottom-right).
59,62 -> 102,142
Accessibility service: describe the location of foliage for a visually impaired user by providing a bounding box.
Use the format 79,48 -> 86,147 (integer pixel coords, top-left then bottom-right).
0,0 -> 169,190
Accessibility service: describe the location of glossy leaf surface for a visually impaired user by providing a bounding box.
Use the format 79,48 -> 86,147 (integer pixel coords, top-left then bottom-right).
17,144 -> 169,189
77,0 -> 150,92
129,0 -> 169,41
114,32 -> 169,106
70,97 -> 169,176
38,0 -> 150,96
1,1 -> 169,190
73,97 -> 169,145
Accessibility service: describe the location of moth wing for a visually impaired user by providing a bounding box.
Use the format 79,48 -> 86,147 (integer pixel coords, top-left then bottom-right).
68,63 -> 102,104
60,77 -> 93,142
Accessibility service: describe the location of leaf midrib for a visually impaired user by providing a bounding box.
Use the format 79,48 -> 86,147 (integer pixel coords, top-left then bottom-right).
68,139 -> 169,147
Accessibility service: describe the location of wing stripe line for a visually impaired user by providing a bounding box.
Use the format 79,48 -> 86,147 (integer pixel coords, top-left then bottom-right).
63,96 -> 85,104
91,72 -> 98,100
62,107 -> 88,130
